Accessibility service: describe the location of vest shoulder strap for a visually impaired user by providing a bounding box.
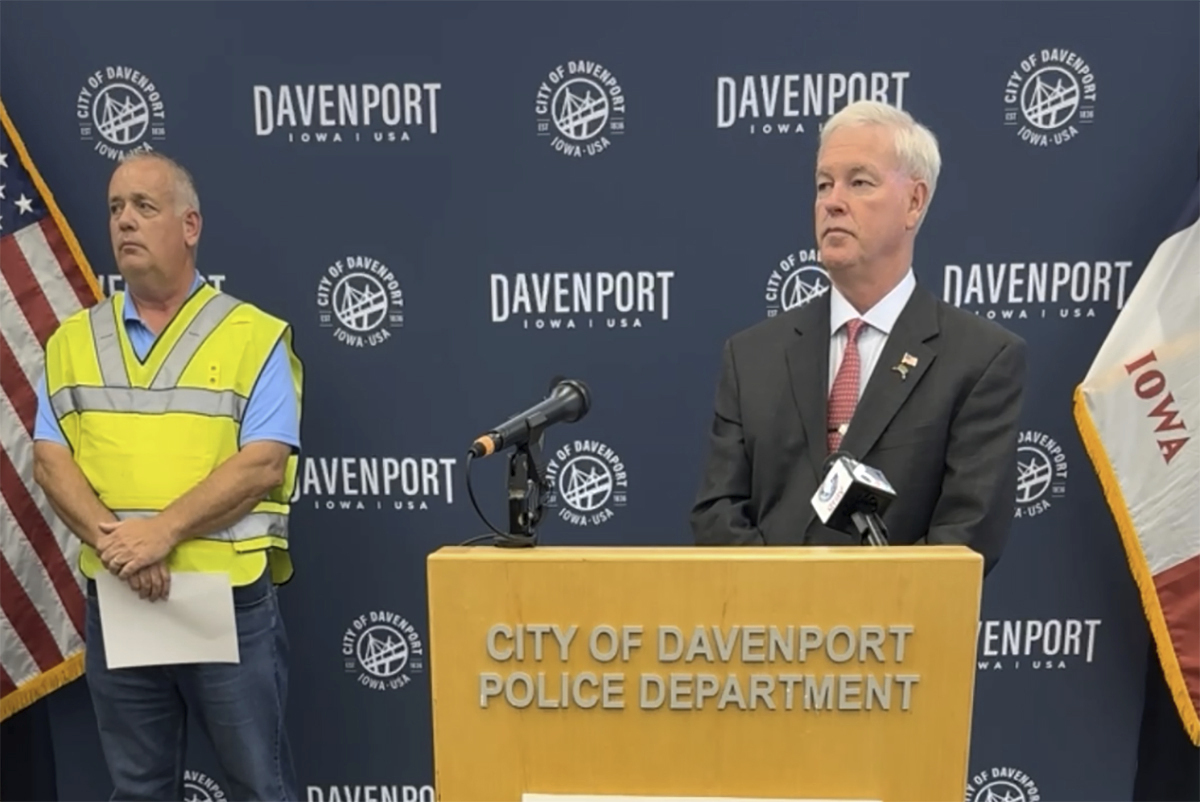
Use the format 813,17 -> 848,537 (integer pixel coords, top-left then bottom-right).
87,297 -> 131,388
148,291 -> 243,390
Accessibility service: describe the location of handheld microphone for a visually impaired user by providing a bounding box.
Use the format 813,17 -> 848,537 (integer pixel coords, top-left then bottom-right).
469,377 -> 591,458
811,450 -> 895,546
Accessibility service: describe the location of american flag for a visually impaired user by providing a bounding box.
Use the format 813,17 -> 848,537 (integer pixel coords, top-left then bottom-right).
0,99 -> 102,720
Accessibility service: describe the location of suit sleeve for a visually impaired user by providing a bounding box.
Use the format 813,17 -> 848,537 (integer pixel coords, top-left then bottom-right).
690,338 -> 765,545
925,335 -> 1027,575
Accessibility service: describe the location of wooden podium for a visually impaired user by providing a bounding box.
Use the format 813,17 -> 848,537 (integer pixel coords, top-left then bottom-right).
426,545 -> 982,802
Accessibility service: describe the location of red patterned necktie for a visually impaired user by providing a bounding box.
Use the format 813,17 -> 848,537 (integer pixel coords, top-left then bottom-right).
827,318 -> 866,454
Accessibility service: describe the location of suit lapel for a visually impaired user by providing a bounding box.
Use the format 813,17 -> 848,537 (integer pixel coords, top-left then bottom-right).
840,285 -> 940,459
784,296 -> 832,482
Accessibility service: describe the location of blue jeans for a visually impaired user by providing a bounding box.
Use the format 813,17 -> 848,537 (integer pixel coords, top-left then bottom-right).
85,570 -> 299,801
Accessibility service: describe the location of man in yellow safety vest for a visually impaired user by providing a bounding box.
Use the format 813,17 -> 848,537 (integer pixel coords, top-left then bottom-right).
33,151 -> 303,801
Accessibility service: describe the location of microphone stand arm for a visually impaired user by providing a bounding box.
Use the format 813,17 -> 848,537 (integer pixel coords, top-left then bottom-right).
851,510 -> 889,547
501,427 -> 549,548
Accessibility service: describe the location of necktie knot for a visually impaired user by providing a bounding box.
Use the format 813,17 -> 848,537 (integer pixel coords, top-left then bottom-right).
844,318 -> 866,341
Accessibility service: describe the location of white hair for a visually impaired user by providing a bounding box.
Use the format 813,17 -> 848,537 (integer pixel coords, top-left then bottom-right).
819,100 -> 941,227
119,151 -> 201,216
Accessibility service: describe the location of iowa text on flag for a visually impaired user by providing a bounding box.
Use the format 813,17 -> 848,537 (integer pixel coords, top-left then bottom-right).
1074,181 -> 1200,745
0,98 -> 103,719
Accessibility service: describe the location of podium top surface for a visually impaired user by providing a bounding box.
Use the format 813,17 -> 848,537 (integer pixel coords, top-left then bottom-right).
429,544 -> 981,564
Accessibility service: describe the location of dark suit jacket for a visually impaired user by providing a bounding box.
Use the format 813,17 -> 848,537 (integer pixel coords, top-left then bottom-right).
690,282 -> 1027,576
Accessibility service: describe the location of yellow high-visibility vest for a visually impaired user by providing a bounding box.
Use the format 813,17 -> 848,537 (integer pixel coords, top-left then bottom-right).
43,282 -> 303,586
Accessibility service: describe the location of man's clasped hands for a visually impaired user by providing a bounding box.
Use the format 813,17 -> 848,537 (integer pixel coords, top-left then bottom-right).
95,514 -> 179,602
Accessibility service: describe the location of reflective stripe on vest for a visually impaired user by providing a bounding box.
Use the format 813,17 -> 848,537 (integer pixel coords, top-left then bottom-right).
88,303 -> 131,388
49,386 -> 248,420
75,292 -> 248,418
149,293 -> 242,389
90,290 -> 244,391
113,509 -> 289,544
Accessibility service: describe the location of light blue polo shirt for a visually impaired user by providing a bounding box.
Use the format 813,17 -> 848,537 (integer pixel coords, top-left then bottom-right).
34,272 -> 301,451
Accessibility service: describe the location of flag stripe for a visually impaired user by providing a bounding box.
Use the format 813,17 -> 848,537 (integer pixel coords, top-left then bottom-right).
0,498 -> 80,662
1155,555 -> 1200,708
0,554 -> 64,672
0,233 -> 58,347
38,217 -> 97,310
0,374 -> 84,591
0,665 -> 16,698
0,448 -> 85,635
0,612 -> 37,689
0,334 -> 36,436
15,221 -> 91,325
0,264 -> 44,397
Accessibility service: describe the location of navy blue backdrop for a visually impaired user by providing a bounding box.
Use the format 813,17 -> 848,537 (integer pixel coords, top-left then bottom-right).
3,1 -> 1198,800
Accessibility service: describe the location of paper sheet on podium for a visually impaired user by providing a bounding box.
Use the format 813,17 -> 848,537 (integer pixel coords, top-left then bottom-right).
95,571 -> 240,669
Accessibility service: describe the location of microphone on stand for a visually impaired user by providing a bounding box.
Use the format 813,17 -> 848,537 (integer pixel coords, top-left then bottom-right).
469,377 -> 591,458
811,450 -> 895,546
461,377 -> 593,549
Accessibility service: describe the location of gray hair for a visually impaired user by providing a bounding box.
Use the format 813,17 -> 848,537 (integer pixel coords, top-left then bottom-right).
819,100 -> 941,227
119,151 -> 201,217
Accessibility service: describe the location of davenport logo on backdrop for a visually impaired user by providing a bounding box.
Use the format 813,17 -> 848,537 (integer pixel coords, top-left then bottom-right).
490,271 -> 674,331
942,259 -> 1132,321
253,82 -> 441,145
976,618 -> 1101,672
965,766 -> 1041,802
765,248 -> 829,317
290,456 -> 457,510
544,439 -> 628,526
1004,47 -> 1096,148
76,65 -> 167,160
535,60 -> 626,157
343,611 -> 425,691
183,770 -> 226,802
1015,429 -> 1068,518
307,786 -> 434,802
315,255 -> 404,348
716,70 -> 910,135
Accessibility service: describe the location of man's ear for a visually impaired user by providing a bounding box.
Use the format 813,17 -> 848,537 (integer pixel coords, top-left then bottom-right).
905,180 -> 929,230
183,208 -> 202,247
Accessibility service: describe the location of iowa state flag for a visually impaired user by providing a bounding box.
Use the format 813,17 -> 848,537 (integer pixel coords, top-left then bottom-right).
1075,181 -> 1200,745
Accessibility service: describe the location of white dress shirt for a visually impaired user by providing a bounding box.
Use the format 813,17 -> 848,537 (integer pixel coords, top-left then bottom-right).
827,269 -> 917,398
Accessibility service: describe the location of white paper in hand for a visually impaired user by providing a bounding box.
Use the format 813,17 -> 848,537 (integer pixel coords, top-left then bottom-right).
95,571 -> 240,669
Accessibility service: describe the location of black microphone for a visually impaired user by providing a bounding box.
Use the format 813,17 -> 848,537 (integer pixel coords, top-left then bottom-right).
811,450 -> 895,546
469,377 -> 591,458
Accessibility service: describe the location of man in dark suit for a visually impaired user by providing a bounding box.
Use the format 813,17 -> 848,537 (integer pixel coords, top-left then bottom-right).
691,100 -> 1026,576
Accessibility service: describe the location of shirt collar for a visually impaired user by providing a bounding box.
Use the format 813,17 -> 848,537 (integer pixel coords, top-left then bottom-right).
123,271 -> 205,324
829,268 -> 916,336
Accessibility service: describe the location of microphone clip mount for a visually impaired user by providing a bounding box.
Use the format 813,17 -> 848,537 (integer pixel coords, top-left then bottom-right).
501,427 -> 550,548
850,509 -> 889,547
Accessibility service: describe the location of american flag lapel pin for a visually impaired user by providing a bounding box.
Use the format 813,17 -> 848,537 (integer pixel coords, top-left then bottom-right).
892,352 -> 918,380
